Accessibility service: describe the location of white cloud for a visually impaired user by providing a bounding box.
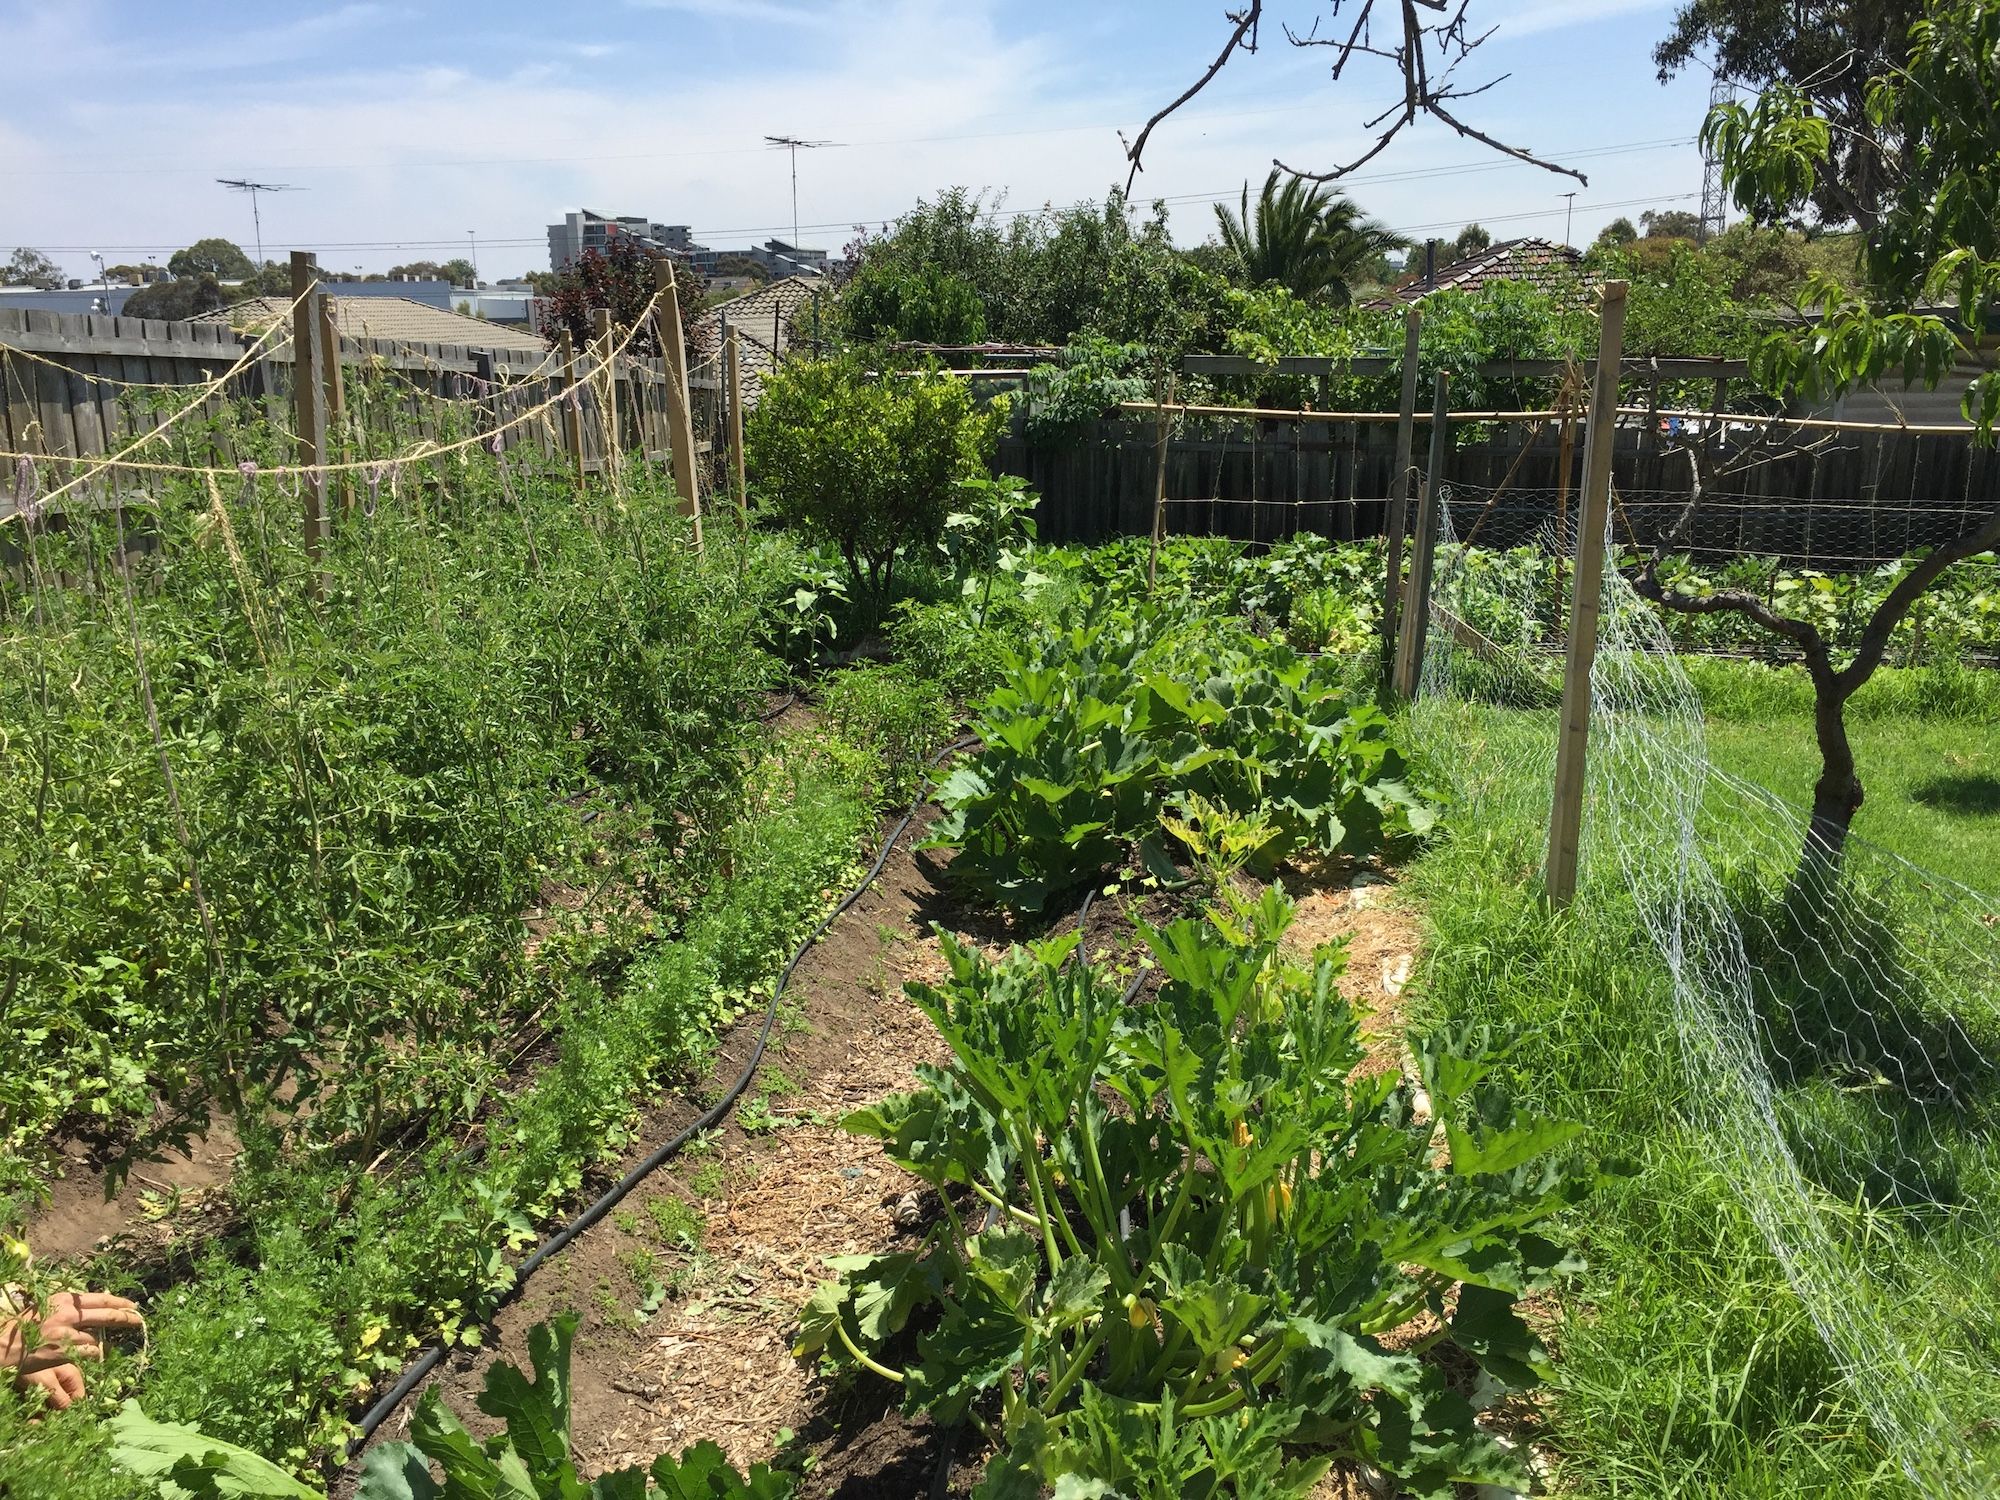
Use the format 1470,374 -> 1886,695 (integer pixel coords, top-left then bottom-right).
1481,0 -> 1670,41
2,0 -> 1701,281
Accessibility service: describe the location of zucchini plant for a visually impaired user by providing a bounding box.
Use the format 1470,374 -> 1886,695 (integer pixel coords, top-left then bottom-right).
797,893 -> 1584,1497
929,610 -> 1436,910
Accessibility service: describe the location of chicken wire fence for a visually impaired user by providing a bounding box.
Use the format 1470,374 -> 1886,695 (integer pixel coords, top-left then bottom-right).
1414,499 -> 2000,1496
1424,477 -> 2000,667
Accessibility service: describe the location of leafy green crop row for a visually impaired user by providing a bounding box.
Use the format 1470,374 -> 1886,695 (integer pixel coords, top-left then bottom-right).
931,603 -> 1433,911
802,891 -> 1585,1497
0,460 -> 781,1184
112,1313 -> 793,1498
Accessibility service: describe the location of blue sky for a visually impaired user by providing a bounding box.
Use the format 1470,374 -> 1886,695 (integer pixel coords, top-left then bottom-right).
0,1 -> 1712,283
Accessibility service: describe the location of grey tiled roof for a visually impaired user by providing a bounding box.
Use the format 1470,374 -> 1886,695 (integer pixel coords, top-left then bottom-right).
1367,238 -> 1589,309
696,278 -> 825,407
202,296 -> 550,353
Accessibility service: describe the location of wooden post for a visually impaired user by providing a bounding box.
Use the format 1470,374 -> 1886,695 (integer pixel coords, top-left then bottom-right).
725,325 -> 748,518
558,328 -> 585,487
289,251 -> 327,596
1147,383 -> 1174,592
1391,372 -> 1451,699
1545,280 -> 1630,908
318,293 -> 353,518
1379,306 -> 1423,666
654,258 -> 703,551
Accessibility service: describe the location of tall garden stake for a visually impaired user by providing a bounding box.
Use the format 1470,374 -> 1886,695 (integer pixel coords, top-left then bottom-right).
1378,306 -> 1422,670
1545,280 -> 1629,907
290,251 -> 327,598
1148,379 -> 1175,593
653,257 -> 703,555
726,325 -> 748,519
1391,371 -> 1450,700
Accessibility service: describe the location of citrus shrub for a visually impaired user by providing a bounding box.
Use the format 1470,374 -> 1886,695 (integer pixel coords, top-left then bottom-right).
746,356 -> 1005,598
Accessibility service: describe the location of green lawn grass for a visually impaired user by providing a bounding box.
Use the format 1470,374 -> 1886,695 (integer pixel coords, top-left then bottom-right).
1704,713 -> 2000,895
1402,666 -> 2000,1498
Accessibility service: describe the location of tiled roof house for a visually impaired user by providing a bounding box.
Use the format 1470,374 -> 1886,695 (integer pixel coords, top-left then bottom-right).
694,277 -> 824,408
1367,237 -> 1590,309
202,295 -> 550,354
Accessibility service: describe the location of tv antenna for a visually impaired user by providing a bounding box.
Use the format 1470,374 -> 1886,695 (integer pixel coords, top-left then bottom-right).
764,136 -> 838,249
216,178 -> 304,268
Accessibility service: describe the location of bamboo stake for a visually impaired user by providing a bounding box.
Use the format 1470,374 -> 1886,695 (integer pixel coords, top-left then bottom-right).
290,251 -> 326,598
592,306 -> 619,481
558,329 -> 586,491
1391,372 -> 1451,700
654,258 -> 703,554
1148,380 -> 1174,592
726,325 -> 747,519
317,293 -> 354,519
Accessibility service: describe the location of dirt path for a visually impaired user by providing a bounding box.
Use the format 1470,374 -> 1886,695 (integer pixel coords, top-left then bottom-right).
350,809 -> 985,1496
348,849 -> 1430,1498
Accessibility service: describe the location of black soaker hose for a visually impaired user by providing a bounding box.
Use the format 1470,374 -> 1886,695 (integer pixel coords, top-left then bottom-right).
347,733 -> 980,1460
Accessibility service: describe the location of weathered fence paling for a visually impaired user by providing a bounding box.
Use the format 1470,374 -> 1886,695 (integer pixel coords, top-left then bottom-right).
995,411 -> 2000,565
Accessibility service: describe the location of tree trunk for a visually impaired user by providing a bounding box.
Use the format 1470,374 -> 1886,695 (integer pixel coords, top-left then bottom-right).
1804,676 -> 1863,869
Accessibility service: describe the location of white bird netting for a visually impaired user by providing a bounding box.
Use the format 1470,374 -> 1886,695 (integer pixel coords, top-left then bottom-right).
1415,497 -> 2000,1496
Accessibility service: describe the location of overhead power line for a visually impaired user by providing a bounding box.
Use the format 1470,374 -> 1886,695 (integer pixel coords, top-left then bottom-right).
29,135 -> 1698,261
30,187 -> 1704,263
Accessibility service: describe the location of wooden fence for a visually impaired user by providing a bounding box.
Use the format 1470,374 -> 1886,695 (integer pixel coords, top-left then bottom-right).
998,413 -> 2000,567
0,303 -> 726,514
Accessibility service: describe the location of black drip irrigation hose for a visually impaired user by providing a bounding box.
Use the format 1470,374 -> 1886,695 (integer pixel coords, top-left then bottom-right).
347,732 -> 980,1461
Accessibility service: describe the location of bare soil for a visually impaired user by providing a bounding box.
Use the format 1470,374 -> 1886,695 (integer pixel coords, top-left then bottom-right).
26,1123 -> 240,1268
346,809 -> 992,1497
1281,863 -> 1424,1077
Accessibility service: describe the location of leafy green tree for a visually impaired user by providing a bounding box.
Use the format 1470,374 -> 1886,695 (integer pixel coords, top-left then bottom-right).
1214,170 -> 1406,305
122,276 -> 229,321
1636,0 -> 2000,863
1594,216 -> 1639,249
1655,0 -> 1921,228
1448,222 -> 1493,261
840,263 -> 988,344
167,238 -> 255,280
1707,222 -> 1812,300
832,187 -> 1224,354
1638,208 -> 1704,241
440,257 -> 477,287
1,247 -> 63,289
746,357 -> 1003,597
1604,240 -> 1762,357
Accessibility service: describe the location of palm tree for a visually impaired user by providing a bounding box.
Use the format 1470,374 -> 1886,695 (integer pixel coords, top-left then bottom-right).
1214,170 -> 1408,304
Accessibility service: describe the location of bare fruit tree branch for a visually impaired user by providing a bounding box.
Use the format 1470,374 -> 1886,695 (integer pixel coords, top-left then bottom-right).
1123,1 -> 1586,193
1122,4 -> 1264,194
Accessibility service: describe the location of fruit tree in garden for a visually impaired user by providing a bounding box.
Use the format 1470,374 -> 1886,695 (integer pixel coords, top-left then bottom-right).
1634,0 -> 2000,865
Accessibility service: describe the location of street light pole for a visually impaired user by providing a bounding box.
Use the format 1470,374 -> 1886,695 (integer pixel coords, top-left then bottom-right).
1562,191 -> 1577,247
466,230 -> 479,288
